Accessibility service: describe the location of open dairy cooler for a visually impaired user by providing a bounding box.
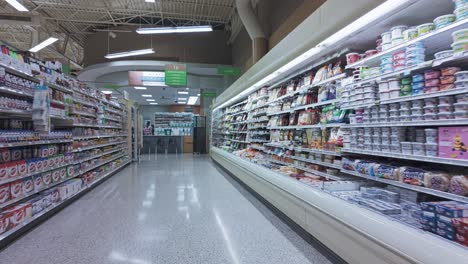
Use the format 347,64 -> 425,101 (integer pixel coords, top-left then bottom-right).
210,0 -> 468,263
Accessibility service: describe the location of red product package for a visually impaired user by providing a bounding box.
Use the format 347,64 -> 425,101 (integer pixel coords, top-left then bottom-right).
33,174 -> 44,191
4,203 -> 32,228
0,213 -> 10,234
42,172 -> 52,186
0,183 -> 10,204
17,160 -> 27,176
22,177 -> 34,195
10,180 -> 23,199
0,163 -> 7,180
6,162 -> 18,178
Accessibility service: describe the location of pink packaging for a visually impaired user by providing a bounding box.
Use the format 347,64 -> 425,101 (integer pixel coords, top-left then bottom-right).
393,50 -> 406,61
425,70 -> 441,80
0,183 -> 10,204
33,175 -> 44,191
42,172 -> 52,186
6,162 -> 18,178
0,164 -> 7,180
22,177 -> 34,195
438,126 -> 468,160
393,59 -> 406,68
425,78 -> 441,87
0,213 -> 10,234
0,148 -> 11,163
17,160 -> 26,176
10,180 -> 23,199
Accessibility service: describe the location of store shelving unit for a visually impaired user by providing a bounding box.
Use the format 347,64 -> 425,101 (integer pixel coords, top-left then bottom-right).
210,0 -> 468,262
0,62 -> 131,247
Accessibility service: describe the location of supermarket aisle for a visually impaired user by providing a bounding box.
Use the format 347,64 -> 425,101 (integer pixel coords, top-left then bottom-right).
0,155 -> 332,264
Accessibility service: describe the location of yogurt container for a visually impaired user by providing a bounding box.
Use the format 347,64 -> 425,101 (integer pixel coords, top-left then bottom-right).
425,78 -> 441,87
388,78 -> 400,90
434,50 -> 454,59
407,42 -> 425,50
452,28 -> 468,42
389,103 -> 400,110
439,96 -> 454,104
455,70 -> 468,80
403,27 -> 418,41
373,144 -> 382,152
379,91 -> 390,100
392,38 -> 405,47
412,88 -> 424,95
442,67 -> 461,76
424,86 -> 439,93
412,74 -> 424,83
423,106 -> 438,114
417,23 -> 435,36
440,75 -> 456,85
425,143 -> 438,157
389,109 -> 401,117
412,115 -> 424,121
440,83 -> 455,90
412,100 -> 424,108
454,0 -> 468,9
412,142 -> 426,155
391,25 -> 408,39
365,50 -> 378,58
438,112 -> 454,120
454,111 -> 468,119
455,4 -> 468,20
424,128 -> 438,137
346,53 -> 361,64
434,14 -> 456,29
378,81 -> 389,92
393,50 -> 406,61
400,101 -> 412,109
400,115 -> 412,122
389,89 -> 400,98
454,102 -> 468,111
363,86 -> 375,93
382,42 -> 393,51
455,93 -> 468,102
355,87 -> 364,94
391,144 -> 402,153
381,55 -> 393,64
424,98 -> 437,106
424,70 -> 441,79
424,113 -> 438,121
401,77 -> 412,85
451,40 -> 468,53
401,142 -> 413,154
438,104 -> 453,112
381,31 -> 392,43
412,81 -> 425,90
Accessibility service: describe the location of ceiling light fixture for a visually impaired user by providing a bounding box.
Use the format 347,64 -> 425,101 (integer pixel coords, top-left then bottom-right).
197,93 -> 200,96
29,37 -> 58,52
136,25 -> 213,34
102,90 -> 113,94
178,91 -> 189,95
145,0 -> 156,2
142,94 -> 152,97
149,102 -> 158,105
187,96 -> 199,105
146,99 -> 156,102
178,97 -> 187,101
6,0 -> 28,12
177,102 -> 186,104
134,86 -> 147,90
104,48 -> 154,59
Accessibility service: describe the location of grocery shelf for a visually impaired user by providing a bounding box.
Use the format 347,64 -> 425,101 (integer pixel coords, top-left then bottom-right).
104,108 -> 122,115
70,110 -> 96,118
252,111 -> 268,117
73,148 -> 123,164
249,145 -> 266,151
77,153 -> 125,175
231,99 -> 248,107
73,134 -> 126,140
342,148 -> 468,167
379,87 -> 468,104
267,109 -> 294,116
294,99 -> 340,111
101,116 -> 121,122
46,82 -> 73,94
0,86 -> 33,98
265,142 -> 294,149
72,97 -> 98,108
230,131 -> 248,134
341,169 -> 468,204
251,94 -> 269,102
231,121 -> 247,125
50,99 -> 70,107
268,123 -> 343,130
0,139 -> 72,148
343,118 -> 468,128
72,89 -> 100,100
346,18 -> 468,69
72,141 -> 126,152
292,164 -> 349,181
294,147 -> 342,157
250,139 -> 269,143
229,139 -> 250,143
311,73 -> 347,87
340,101 -> 378,110
248,104 -> 268,111
100,125 -> 123,129
71,123 -> 99,128
229,110 -> 248,116
0,160 -> 130,246
0,108 -> 31,117
0,161 -> 73,186
268,159 -> 292,166
101,100 -> 123,110
0,63 -> 38,82
290,155 -> 342,169
246,119 -> 268,123
264,91 -> 300,106
50,115 -> 73,121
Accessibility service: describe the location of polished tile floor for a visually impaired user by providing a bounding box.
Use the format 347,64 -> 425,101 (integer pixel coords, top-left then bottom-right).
0,154 -> 332,264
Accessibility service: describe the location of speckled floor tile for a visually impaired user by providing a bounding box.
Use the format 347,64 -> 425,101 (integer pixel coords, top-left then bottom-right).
0,154 -> 333,264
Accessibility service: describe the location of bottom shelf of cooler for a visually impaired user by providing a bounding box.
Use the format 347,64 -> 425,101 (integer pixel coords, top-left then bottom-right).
0,160 -> 131,246
210,147 -> 467,264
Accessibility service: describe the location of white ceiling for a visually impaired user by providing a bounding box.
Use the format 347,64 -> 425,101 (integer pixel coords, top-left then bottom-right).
0,0 -> 238,68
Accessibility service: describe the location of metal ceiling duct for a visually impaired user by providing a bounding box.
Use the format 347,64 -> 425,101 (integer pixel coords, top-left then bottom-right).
235,0 -> 267,63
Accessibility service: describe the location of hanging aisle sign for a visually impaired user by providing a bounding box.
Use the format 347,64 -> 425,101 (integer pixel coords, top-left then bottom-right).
165,64 -> 187,86
128,71 -> 166,86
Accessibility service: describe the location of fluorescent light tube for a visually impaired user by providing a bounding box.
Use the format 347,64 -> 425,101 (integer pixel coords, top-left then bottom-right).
136,25 -> 213,34
29,37 -> 58,52
142,94 -> 152,97
187,96 -> 199,105
105,48 -> 154,59
177,102 -> 186,104
145,0 -> 155,2
178,97 -> 187,101
134,86 -> 147,90
178,91 -> 189,95
197,93 -> 200,96
102,90 -> 113,94
146,99 -> 155,102
149,102 -> 158,105
6,0 -> 28,12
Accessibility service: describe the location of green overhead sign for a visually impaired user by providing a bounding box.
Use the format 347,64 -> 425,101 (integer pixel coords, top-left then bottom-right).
217,67 -> 241,76
165,64 -> 187,86
201,91 -> 217,98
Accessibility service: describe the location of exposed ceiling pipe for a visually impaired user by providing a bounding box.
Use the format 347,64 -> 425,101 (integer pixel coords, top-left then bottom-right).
235,0 -> 267,64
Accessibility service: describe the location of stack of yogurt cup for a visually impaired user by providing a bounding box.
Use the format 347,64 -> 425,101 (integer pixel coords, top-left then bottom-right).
424,128 -> 438,157
406,42 -> 426,67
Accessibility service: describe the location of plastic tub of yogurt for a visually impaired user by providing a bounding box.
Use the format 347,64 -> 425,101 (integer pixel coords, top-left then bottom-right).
452,28 -> 468,42
451,40 -> 468,53
391,144 -> 402,153
438,96 -> 454,104
403,27 -> 418,41
401,142 -> 413,154
412,142 -> 426,155
454,111 -> 468,119
438,112 -> 454,120
454,102 -> 468,112
389,89 -> 400,99
456,94 -> 468,102
423,106 -> 438,114
434,14 -> 456,29
455,70 -> 468,81
424,113 -> 438,121
424,128 -> 438,137
438,104 -> 454,112
412,100 -> 424,108
417,23 -> 435,36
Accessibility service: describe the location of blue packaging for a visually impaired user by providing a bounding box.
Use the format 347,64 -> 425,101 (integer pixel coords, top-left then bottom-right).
412,81 -> 425,90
